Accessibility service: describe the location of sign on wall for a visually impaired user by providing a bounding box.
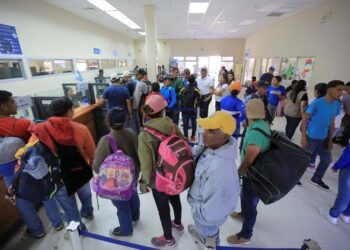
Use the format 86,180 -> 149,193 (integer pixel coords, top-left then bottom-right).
93,48 -> 101,54
0,24 -> 22,55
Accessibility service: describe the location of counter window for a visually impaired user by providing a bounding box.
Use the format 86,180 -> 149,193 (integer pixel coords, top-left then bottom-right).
0,59 -> 24,80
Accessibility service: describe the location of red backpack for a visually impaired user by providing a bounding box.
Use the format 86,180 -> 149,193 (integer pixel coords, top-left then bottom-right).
143,126 -> 195,195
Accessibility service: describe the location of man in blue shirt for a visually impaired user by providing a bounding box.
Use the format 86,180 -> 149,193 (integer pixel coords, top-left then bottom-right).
98,73 -> 133,119
301,80 -> 344,190
260,66 -> 275,84
160,76 -> 177,119
267,76 -> 285,121
182,68 -> 191,87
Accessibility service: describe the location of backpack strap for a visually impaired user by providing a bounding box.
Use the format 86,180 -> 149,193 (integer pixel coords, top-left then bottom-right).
251,127 -> 271,139
143,127 -> 167,141
106,133 -> 118,153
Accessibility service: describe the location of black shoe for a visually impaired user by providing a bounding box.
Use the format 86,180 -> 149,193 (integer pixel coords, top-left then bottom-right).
26,229 -> 46,239
297,181 -> 302,186
109,227 -> 132,237
310,178 -> 329,190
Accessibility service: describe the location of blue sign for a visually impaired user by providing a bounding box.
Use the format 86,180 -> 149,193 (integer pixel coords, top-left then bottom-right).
93,48 -> 101,54
0,24 -> 22,55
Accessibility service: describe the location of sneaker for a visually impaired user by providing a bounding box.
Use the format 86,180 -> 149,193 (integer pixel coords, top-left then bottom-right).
25,229 -> 46,239
54,224 -> 64,231
230,212 -> 243,221
227,234 -> 250,245
171,220 -> 184,234
151,235 -> 176,248
319,209 -> 338,225
310,178 -> 329,190
308,163 -> 316,172
191,136 -> 196,142
109,227 -> 132,237
188,224 -> 202,244
82,214 -> 94,221
340,214 -> 350,224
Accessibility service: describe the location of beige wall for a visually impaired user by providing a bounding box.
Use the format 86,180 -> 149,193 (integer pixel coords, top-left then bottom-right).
0,0 -> 135,96
134,39 -> 246,69
244,0 -> 350,86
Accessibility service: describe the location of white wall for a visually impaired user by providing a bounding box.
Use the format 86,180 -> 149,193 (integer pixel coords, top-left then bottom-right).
134,39 -> 246,69
0,0 -> 135,96
244,0 -> 350,86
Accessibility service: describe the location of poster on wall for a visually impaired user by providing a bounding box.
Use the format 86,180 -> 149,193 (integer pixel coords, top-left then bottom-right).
295,57 -> 315,85
0,24 -> 22,55
260,58 -> 268,76
281,57 -> 297,85
243,58 -> 255,84
267,57 -> 282,75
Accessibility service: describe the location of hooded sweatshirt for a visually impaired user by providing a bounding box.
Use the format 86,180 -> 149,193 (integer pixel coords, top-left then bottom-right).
29,116 -> 95,166
187,137 -> 240,229
138,116 -> 185,188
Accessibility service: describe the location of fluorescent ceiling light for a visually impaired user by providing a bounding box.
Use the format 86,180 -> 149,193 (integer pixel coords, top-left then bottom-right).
239,20 -> 256,25
227,29 -> 238,33
119,18 -> 141,29
189,2 -> 209,14
138,32 -> 145,36
258,3 -> 284,13
107,10 -> 128,20
87,0 -> 116,11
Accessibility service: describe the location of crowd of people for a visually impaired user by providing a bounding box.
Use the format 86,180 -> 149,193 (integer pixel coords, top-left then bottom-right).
0,64 -> 350,249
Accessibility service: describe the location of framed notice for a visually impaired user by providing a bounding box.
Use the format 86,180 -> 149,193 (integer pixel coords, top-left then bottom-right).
281,57 -> 297,85
295,57 -> 315,85
0,24 -> 22,55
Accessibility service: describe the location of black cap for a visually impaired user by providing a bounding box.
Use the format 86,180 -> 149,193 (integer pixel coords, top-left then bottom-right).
256,80 -> 269,88
137,69 -> 147,76
50,97 -> 73,116
107,107 -> 126,128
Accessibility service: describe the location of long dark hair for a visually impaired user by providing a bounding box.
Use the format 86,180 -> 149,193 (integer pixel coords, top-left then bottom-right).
291,80 -> 307,103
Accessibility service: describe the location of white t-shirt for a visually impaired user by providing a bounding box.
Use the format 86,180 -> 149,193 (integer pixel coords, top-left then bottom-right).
196,76 -> 214,96
215,83 -> 229,102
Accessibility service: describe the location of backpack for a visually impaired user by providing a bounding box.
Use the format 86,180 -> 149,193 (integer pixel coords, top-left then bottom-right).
143,126 -> 195,195
47,131 -> 93,196
247,128 -> 311,204
92,134 -> 136,200
179,87 -> 198,110
13,141 -> 62,202
0,137 -> 25,176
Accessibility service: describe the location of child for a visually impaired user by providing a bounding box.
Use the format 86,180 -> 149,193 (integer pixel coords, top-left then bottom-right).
267,75 -> 286,120
160,76 -> 176,119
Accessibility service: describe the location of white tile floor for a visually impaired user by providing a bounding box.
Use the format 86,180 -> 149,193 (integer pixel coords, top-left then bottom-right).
3,110 -> 350,250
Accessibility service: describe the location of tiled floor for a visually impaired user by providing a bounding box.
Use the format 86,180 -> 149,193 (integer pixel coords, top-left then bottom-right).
3,111 -> 350,250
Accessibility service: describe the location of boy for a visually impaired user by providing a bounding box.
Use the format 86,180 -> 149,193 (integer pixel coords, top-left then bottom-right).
160,76 -> 177,119
267,76 -> 285,120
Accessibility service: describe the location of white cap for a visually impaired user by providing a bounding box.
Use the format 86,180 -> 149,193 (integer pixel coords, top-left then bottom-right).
110,73 -> 120,81
122,71 -> 131,77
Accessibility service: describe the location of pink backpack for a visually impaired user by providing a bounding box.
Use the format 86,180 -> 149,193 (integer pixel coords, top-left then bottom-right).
92,134 -> 136,200
143,126 -> 195,195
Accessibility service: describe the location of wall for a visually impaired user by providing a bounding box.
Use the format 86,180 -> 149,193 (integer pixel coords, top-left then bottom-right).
244,0 -> 350,86
134,38 -> 246,68
0,0 -> 135,96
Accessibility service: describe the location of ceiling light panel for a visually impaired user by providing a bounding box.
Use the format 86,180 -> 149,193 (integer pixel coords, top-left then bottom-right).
189,2 -> 210,14
138,32 -> 145,36
239,20 -> 256,25
258,3 -> 284,13
106,10 -> 128,20
87,0 -> 116,11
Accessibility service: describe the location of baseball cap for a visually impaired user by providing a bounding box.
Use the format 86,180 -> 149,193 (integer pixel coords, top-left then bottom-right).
23,156 -> 49,180
122,71 -> 131,77
256,80 -> 269,88
110,73 -> 120,81
246,99 -> 265,119
197,111 -> 236,136
229,81 -> 241,91
144,95 -> 167,115
269,66 -> 275,72
107,107 -> 126,128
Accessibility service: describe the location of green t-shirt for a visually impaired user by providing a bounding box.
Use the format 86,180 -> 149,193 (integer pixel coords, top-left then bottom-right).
241,119 -> 271,162
171,77 -> 184,95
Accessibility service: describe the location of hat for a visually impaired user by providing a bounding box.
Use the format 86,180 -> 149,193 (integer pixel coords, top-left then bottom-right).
137,69 -> 147,76
23,156 -> 49,180
256,80 -> 269,88
229,81 -> 241,91
269,66 -> 275,72
144,95 -> 167,115
122,71 -> 131,77
110,73 -> 120,81
107,107 -> 126,127
50,97 -> 73,116
246,99 -> 265,119
197,111 -> 236,136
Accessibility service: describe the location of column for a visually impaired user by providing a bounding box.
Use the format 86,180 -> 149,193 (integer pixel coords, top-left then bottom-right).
144,5 -> 157,82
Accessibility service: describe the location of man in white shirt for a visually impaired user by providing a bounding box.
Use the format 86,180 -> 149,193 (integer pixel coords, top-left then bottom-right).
196,67 -> 214,118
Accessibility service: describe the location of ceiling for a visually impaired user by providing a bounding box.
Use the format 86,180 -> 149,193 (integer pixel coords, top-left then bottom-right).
45,0 -> 328,39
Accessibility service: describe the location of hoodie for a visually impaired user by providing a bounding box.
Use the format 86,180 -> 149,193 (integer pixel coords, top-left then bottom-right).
187,137 -> 240,231
138,116 -> 185,188
29,116 -> 96,166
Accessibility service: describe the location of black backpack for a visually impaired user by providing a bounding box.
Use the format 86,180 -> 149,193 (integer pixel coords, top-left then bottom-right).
48,133 -> 93,196
247,128 -> 311,204
179,87 -> 199,110
13,142 -> 63,202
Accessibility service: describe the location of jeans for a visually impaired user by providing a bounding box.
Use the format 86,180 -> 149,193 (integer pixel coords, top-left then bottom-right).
76,182 -> 94,217
285,115 -> 302,139
215,101 -> 221,111
182,111 -> 197,137
128,110 -> 141,134
199,95 -> 212,118
238,178 -> 260,239
165,109 -> 174,120
152,189 -> 182,240
267,104 -> 276,121
329,167 -> 350,218
54,185 -> 86,230
111,192 -> 140,234
16,197 -> 63,236
173,105 -> 180,125
307,138 -> 332,181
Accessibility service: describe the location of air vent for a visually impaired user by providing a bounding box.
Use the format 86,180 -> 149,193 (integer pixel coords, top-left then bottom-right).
267,12 -> 284,17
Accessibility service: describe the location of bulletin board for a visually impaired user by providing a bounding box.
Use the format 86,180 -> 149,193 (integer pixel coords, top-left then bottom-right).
294,57 -> 316,85
281,57 -> 297,83
267,57 -> 282,75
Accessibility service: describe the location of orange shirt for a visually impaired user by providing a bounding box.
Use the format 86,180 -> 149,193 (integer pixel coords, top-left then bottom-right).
0,117 -> 31,141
